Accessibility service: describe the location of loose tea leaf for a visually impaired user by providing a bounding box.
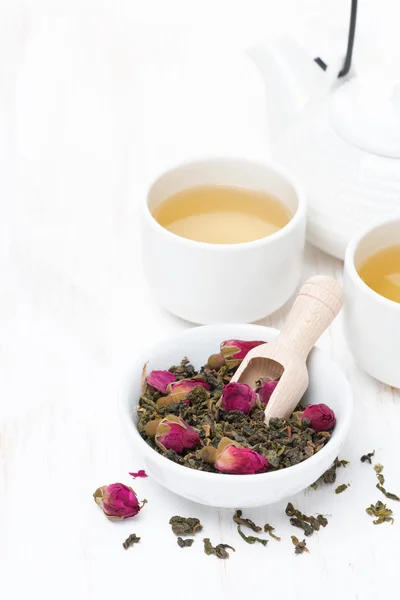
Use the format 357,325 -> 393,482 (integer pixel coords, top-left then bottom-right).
169,516 -> 203,536
335,484 -> 349,494
312,457 -> 349,488
290,517 -> 314,537
366,501 -> 394,524
374,463 -> 384,474
203,538 -> 235,559
361,450 -> 375,464
264,523 -> 281,541
376,484 -> 400,501
233,509 -> 262,533
317,514 -> 328,527
122,533 -> 140,549
291,535 -> 309,554
377,473 -> 385,485
237,525 -> 268,546
177,537 -> 194,548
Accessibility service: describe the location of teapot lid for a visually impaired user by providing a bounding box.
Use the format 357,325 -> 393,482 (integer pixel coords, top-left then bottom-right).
329,77 -> 400,158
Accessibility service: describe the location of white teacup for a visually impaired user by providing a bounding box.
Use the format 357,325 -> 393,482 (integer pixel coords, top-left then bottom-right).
141,158 -> 306,324
344,218 -> 400,388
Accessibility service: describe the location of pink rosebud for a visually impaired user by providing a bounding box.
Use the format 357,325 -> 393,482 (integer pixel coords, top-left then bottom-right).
167,379 -> 211,394
155,415 -> 200,454
212,438 -> 269,474
93,483 -> 146,520
156,379 -> 211,408
221,382 -> 257,414
129,470 -> 148,479
147,370 -> 176,393
259,380 -> 278,405
220,339 -> 265,367
301,403 -> 336,432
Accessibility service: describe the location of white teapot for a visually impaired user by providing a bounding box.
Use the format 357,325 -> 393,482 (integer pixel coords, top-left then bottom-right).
248,38 -> 400,259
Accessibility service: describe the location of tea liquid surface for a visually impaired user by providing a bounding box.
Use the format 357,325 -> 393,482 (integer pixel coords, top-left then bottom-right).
152,185 -> 292,244
358,245 -> 400,303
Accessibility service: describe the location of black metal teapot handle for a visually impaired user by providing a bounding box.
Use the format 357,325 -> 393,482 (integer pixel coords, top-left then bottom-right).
314,0 -> 357,77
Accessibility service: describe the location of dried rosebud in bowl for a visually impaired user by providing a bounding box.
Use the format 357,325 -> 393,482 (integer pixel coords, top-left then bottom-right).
155,415 -> 200,454
147,370 -> 176,393
207,339 -> 265,369
301,403 -> 336,432
220,382 -> 257,414
200,438 -> 269,475
156,379 -> 211,408
93,483 -> 146,520
258,380 -> 278,405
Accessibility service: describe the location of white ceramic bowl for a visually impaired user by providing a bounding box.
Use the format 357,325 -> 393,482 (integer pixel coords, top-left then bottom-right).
119,324 -> 352,508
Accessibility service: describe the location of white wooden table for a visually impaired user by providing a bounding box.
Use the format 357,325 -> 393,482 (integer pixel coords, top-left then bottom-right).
1,3 -> 400,599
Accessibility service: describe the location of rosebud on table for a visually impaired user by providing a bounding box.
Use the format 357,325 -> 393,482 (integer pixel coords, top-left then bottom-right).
93,483 -> 146,520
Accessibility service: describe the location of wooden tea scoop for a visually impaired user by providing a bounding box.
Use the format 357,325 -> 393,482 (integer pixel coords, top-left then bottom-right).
230,276 -> 343,423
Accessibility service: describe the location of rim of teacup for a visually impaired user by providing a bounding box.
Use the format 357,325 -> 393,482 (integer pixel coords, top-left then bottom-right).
345,216 -> 400,311
143,156 -> 306,251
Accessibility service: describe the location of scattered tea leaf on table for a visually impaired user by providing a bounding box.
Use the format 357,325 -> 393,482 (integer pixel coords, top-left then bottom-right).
169,516 -> 203,536
122,533 -> 140,549
289,517 -> 314,537
374,463 -> 384,474
317,514 -> 329,527
177,537 -> 194,548
335,484 -> 350,494
237,525 -> 268,546
264,523 -> 281,541
203,538 -> 235,559
291,536 -> 309,554
366,501 -> 394,524
361,450 -> 375,464
376,484 -> 400,501
233,509 -> 262,533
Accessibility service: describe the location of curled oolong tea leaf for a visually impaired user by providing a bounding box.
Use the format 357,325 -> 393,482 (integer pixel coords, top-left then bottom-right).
122,533 -> 140,550
137,343 -> 335,475
361,450 -> 375,464
264,523 -> 281,541
335,484 -> 350,494
311,456 -> 349,488
285,502 -> 327,536
203,538 -> 235,559
177,537 -> 194,548
169,516 -> 203,536
366,501 -> 394,525
233,509 -> 262,533
237,525 -> 268,546
291,536 -> 309,555
372,463 -> 400,501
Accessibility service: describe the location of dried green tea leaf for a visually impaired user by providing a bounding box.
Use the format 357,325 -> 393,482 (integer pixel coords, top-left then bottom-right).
289,517 -> 314,537
335,483 -> 350,494
203,538 -> 235,559
309,516 -> 321,531
263,523 -> 281,541
177,537 -> 194,548
316,514 -> 328,527
237,525 -> 268,546
233,509 -> 262,533
361,450 -> 375,464
122,533 -> 140,549
169,516 -> 203,536
311,456 -> 349,488
291,535 -> 309,554
376,483 -> 400,502
374,463 -> 384,474
366,501 -> 394,525
377,473 -> 385,485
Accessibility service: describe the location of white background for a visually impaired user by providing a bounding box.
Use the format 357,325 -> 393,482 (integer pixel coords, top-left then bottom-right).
1,1 -> 400,599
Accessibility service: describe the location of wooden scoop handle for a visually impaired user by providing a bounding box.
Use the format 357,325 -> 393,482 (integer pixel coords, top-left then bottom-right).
276,276 -> 343,360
